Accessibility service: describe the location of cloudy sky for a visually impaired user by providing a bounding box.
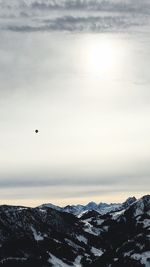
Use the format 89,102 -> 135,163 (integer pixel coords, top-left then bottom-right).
0,0 -> 150,206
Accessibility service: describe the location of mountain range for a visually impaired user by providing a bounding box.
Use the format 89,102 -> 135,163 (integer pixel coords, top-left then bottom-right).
39,196 -> 137,216
0,195 -> 149,267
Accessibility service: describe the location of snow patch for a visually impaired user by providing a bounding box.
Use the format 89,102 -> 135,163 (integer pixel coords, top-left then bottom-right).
31,227 -> 44,241
74,256 -> 82,267
131,252 -> 150,267
91,247 -> 103,257
111,209 -> 125,219
48,253 -> 83,267
53,239 -> 62,244
76,235 -> 87,244
48,253 -> 73,267
103,226 -> 109,231
96,219 -> 104,225
83,221 -> 100,236
143,219 -> 150,229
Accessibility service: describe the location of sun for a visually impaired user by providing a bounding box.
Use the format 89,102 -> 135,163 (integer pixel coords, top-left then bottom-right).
80,35 -> 122,77
87,41 -> 115,74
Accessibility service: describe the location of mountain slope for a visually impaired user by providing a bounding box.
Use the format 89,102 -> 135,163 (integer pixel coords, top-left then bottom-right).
87,195 -> 150,267
0,195 -> 149,267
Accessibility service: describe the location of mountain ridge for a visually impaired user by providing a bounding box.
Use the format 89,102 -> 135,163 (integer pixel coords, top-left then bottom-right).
38,196 -> 137,216
0,195 -> 149,266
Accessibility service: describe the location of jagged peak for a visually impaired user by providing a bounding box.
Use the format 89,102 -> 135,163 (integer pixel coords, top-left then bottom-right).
122,196 -> 137,208
125,195 -> 150,217
141,194 -> 150,202
86,202 -> 97,208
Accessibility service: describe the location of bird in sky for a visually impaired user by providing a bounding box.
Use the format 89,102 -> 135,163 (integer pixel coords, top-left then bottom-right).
35,129 -> 39,133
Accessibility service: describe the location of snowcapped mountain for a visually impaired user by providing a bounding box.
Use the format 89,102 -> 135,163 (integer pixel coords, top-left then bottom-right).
87,195 -> 150,267
61,196 -> 137,216
0,195 -> 149,267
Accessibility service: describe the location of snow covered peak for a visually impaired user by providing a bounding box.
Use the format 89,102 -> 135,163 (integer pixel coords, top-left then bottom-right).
119,195 -> 150,222
128,194 -> 150,217
63,204 -> 85,215
122,196 -> 137,208
36,196 -> 147,218
86,202 -> 98,210
141,194 -> 150,206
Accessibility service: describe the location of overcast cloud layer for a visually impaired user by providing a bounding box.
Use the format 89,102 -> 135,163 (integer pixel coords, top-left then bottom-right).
0,0 -> 149,32
0,1 -> 150,206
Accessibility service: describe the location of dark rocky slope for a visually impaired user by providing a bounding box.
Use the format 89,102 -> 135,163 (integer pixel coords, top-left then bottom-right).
0,195 -> 149,267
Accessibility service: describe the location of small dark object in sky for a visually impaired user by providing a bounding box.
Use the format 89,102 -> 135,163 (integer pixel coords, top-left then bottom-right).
35,130 -> 39,133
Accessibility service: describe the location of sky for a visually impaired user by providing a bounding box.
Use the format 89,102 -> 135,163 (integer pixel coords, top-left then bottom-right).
0,0 -> 150,207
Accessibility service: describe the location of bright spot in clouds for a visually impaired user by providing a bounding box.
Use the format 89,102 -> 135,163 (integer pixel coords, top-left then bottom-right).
0,0 -> 150,206
80,36 -> 123,76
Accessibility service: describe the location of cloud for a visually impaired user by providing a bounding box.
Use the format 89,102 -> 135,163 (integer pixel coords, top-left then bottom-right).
4,15 -> 143,32
0,1 -> 149,205
0,0 -> 149,32
29,0 -> 150,14
1,0 -> 150,15
0,175 -> 149,206
0,178 -> 114,188
0,171 -> 149,188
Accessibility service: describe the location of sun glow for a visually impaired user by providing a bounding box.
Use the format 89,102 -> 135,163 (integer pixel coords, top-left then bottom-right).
80,35 -> 123,76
